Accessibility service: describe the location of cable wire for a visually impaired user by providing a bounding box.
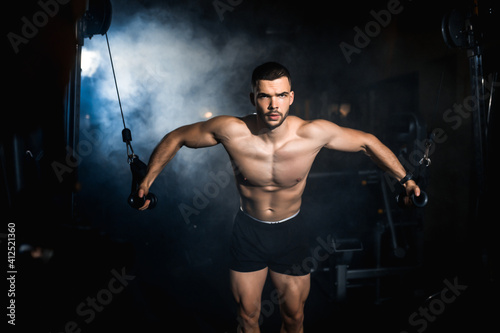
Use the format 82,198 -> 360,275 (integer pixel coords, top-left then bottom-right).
105,32 -> 127,130
105,32 -> 135,161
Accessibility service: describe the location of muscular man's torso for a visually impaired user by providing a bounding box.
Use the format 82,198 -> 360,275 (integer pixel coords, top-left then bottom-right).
218,115 -> 324,222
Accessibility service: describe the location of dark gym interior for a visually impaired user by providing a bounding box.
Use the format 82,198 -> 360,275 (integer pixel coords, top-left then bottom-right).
4,0 -> 499,332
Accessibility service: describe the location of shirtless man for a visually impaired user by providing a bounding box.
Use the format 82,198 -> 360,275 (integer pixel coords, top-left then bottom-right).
137,62 -> 420,332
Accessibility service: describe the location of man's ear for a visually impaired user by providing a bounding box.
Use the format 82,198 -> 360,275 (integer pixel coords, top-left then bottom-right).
249,92 -> 255,106
289,91 -> 294,106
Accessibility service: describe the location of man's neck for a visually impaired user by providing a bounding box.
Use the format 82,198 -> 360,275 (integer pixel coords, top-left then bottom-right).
256,116 -> 290,144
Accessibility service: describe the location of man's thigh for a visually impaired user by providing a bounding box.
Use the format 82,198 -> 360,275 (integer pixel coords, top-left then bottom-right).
230,267 -> 269,310
269,270 -> 310,313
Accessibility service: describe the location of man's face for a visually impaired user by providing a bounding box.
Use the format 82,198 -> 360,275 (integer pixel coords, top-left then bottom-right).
251,77 -> 294,130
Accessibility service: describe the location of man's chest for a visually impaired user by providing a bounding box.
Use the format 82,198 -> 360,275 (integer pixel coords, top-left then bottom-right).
223,136 -> 322,187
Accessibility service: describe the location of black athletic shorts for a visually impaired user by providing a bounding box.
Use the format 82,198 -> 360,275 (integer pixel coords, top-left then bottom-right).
229,209 -> 310,276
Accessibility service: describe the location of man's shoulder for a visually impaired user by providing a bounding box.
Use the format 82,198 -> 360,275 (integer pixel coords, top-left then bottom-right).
294,117 -> 338,137
289,116 -> 332,126
207,114 -> 252,140
205,114 -> 246,128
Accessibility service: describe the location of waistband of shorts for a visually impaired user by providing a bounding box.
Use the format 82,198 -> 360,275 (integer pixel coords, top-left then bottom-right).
239,207 -> 301,224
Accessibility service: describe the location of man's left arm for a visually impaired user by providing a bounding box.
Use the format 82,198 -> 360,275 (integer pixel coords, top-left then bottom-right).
360,132 -> 420,197
313,119 -> 420,197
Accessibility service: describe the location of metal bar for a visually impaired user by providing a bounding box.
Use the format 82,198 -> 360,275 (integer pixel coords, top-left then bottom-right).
336,264 -> 348,302
346,266 -> 418,280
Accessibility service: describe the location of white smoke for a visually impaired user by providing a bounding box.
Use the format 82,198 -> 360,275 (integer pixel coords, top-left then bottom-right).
81,49 -> 102,78
83,10 -> 258,141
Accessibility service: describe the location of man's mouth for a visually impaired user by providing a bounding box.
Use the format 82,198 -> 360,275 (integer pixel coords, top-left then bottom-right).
266,113 -> 281,121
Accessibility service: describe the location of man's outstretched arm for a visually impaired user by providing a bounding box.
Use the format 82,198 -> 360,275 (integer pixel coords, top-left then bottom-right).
137,116 -> 229,210
312,119 -> 420,197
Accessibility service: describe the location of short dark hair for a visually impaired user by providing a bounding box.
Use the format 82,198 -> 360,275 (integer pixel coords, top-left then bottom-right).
251,62 -> 291,91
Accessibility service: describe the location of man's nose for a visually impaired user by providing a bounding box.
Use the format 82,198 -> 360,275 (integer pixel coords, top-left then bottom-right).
268,97 -> 278,110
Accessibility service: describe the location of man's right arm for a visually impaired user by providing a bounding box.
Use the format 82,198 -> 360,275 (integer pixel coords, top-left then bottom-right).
137,116 -> 231,209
